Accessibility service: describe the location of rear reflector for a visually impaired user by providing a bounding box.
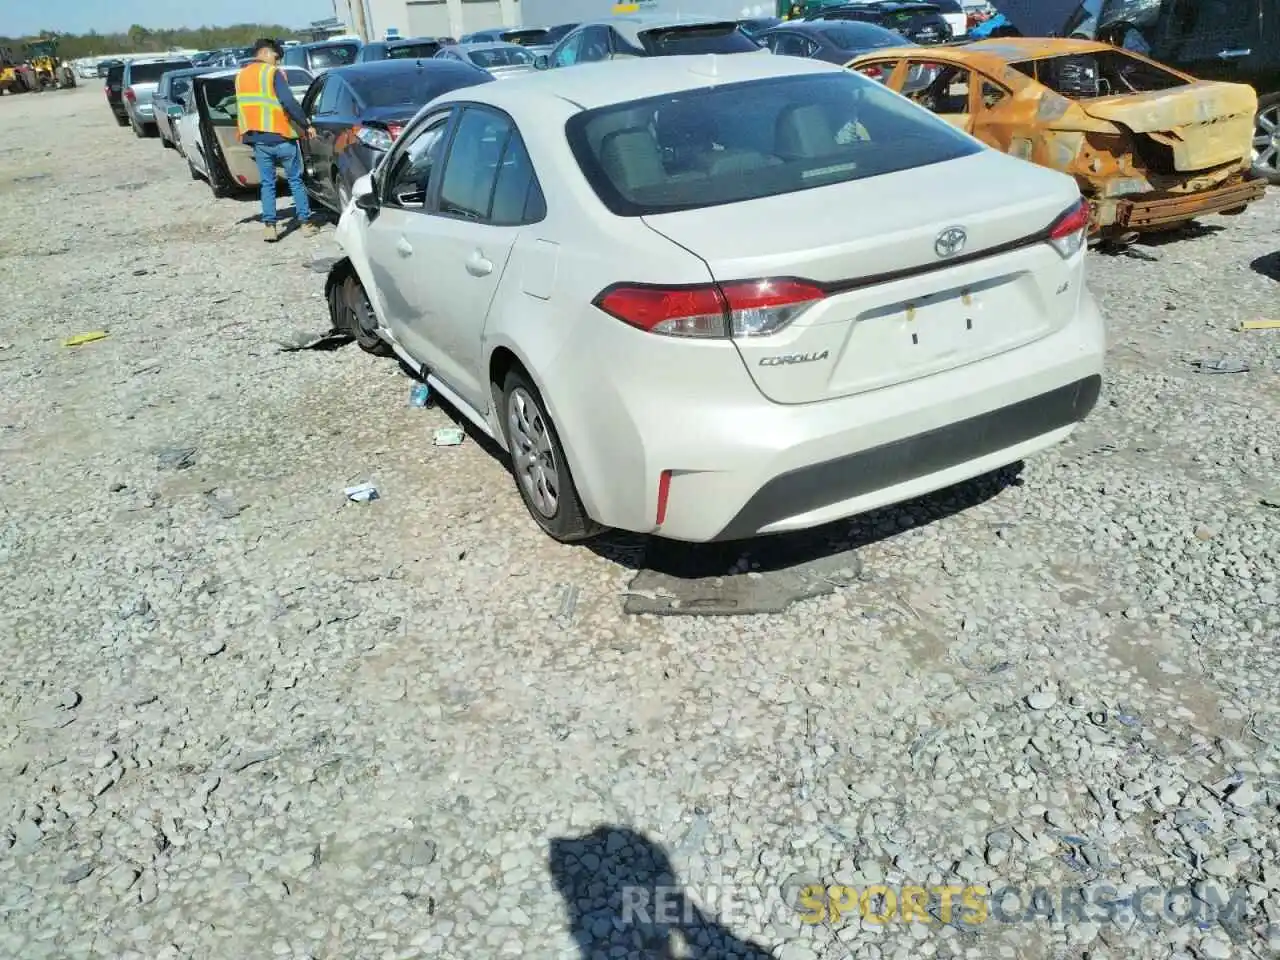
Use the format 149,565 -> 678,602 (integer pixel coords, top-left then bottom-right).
1047,198 -> 1088,258
594,279 -> 826,339
655,470 -> 672,525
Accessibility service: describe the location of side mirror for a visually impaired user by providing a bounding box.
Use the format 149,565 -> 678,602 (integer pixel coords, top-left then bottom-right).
534,53 -> 549,70
353,173 -> 378,213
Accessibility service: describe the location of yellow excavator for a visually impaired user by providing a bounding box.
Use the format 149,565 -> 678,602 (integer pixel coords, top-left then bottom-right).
0,45 -> 35,94
25,37 -> 76,90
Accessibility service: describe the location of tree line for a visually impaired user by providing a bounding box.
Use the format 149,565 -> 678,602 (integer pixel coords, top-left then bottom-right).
0,24 -> 311,59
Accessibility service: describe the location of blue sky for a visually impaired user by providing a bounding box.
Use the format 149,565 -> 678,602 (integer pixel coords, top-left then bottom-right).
9,0 -> 338,36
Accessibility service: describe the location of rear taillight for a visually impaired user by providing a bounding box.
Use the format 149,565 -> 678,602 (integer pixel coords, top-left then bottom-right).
124,87 -> 135,102
386,122 -> 403,140
593,279 -> 827,339
1046,198 -> 1089,258
859,65 -> 883,81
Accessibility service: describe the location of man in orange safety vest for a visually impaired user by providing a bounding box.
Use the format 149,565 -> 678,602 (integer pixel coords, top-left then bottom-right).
235,39 -> 319,242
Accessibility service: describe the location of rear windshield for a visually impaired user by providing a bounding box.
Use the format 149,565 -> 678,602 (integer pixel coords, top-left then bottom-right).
815,21 -> 909,47
129,60 -> 191,84
639,23 -> 760,55
106,64 -> 124,83
388,42 -> 443,58
202,78 -> 238,124
1012,49 -> 1186,96
350,67 -> 491,107
544,23 -> 578,43
501,29 -> 549,45
566,71 -> 980,216
467,46 -> 535,68
310,43 -> 360,68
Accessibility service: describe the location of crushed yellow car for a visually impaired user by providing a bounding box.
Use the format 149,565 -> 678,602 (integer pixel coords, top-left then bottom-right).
848,38 -> 1266,236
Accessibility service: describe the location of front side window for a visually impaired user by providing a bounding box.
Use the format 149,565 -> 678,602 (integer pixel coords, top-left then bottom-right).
384,113 -> 453,208
551,30 -> 585,67
566,71 -> 981,216
906,62 -> 971,113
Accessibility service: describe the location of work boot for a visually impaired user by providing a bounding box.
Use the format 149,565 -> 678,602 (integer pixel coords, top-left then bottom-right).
264,223 -> 278,243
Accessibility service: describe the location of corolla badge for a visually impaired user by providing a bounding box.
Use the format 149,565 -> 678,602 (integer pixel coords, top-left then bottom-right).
935,226 -> 967,258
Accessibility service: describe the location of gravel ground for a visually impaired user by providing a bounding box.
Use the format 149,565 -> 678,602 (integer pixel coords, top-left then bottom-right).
1,86 -> 1278,960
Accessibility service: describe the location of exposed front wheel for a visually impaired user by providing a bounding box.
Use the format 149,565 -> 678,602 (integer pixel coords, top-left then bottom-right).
336,273 -> 390,356
501,369 -> 602,543
1252,94 -> 1280,185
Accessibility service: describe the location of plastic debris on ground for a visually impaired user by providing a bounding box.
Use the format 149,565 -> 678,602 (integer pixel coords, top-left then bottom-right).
62,331 -> 108,347
344,482 -> 379,503
275,329 -> 350,352
432,427 -> 464,446
1190,357 -> 1250,374
156,447 -> 197,471
409,383 -> 431,407
1238,319 -> 1280,331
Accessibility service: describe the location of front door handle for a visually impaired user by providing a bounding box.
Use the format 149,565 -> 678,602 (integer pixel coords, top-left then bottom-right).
396,237 -> 413,257
465,251 -> 493,276
1218,48 -> 1251,59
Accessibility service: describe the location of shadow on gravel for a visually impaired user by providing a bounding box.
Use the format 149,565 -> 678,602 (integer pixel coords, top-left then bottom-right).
1250,251 -> 1280,281
595,464 -> 1025,615
549,826 -> 775,960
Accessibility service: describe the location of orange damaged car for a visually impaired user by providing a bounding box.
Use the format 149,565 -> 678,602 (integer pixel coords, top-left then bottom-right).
848,38 -> 1266,237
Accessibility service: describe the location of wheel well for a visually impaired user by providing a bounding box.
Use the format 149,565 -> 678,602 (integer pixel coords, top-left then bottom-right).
325,257 -> 355,305
489,346 -> 522,410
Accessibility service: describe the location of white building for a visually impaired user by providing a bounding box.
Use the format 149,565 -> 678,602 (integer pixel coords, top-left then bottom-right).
362,0 -> 521,40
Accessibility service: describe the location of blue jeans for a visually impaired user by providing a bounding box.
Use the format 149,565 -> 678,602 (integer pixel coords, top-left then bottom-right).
253,141 -> 311,225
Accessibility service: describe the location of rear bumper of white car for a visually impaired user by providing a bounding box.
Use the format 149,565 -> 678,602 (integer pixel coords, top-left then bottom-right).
554,292 -> 1105,543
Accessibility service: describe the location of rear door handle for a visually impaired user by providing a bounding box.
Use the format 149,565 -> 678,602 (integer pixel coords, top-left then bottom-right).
1218,48 -> 1251,59
396,237 -> 413,257
466,251 -> 493,277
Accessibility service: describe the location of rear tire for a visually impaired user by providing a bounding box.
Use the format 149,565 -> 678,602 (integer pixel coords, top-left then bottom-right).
500,368 -> 602,543
131,117 -> 145,139
337,273 -> 391,356
187,157 -> 201,181
115,112 -> 129,127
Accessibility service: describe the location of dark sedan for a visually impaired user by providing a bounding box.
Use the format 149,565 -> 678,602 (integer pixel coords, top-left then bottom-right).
357,37 -> 445,62
809,3 -> 953,44
300,58 -> 494,213
759,20 -> 909,62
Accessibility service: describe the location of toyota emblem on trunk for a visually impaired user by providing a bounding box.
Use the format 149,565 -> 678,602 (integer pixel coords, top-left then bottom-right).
935,227 -> 967,258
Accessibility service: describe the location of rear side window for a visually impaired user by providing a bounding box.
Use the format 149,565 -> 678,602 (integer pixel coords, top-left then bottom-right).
284,47 -> 306,67
438,108 -> 513,219
566,72 -> 980,216
171,77 -> 192,98
638,24 -> 761,55
129,61 -> 192,84
1014,50 -> 1187,97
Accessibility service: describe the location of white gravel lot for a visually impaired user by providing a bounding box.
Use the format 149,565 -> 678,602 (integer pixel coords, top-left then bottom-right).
1,86 -> 1278,960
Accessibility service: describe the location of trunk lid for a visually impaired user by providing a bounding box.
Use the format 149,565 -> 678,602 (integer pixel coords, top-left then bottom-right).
641,151 -> 1084,405
128,81 -> 160,104
1078,82 -> 1257,171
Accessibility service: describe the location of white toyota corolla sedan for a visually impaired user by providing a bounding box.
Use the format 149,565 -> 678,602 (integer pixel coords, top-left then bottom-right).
328,53 -> 1105,544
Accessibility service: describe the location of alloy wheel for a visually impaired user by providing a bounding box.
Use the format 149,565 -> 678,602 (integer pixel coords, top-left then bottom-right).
507,387 -> 560,519
1253,103 -> 1280,176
